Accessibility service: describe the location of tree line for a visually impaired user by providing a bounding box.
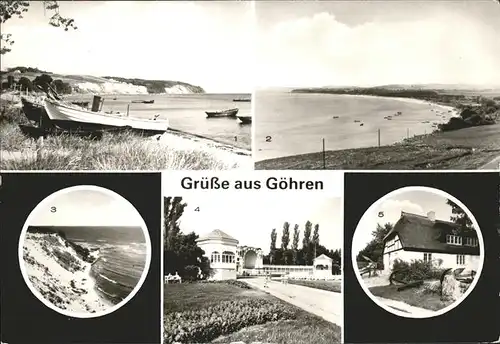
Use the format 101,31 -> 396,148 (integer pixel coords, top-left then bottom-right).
1,73 -> 72,94
265,221 -> 341,274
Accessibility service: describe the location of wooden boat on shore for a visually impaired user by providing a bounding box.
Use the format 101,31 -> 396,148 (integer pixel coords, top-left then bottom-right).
43,98 -> 169,135
233,98 -> 251,102
131,99 -> 155,104
206,108 -> 239,118
237,115 -> 252,124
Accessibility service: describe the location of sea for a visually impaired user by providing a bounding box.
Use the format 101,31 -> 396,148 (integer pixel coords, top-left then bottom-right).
254,89 -> 456,161
68,93 -> 252,150
56,226 -> 148,305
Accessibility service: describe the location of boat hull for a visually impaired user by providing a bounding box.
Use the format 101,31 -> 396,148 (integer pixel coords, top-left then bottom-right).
43,99 -> 169,135
237,116 -> 252,124
205,108 -> 239,118
21,97 -> 55,127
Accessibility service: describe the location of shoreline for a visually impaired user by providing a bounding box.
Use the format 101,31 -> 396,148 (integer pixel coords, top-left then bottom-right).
256,94 -> 459,163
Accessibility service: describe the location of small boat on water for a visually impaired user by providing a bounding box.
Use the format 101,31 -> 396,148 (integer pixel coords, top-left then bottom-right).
206,108 -> 239,118
43,98 -> 169,135
131,99 -> 155,104
233,98 -> 251,102
237,115 -> 252,124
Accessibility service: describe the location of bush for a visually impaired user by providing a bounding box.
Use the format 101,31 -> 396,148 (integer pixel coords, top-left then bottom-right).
198,279 -> 251,289
183,265 -> 199,282
391,259 -> 445,283
163,299 -> 296,343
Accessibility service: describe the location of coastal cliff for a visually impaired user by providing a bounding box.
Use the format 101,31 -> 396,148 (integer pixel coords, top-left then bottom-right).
22,227 -> 109,313
0,67 -> 205,95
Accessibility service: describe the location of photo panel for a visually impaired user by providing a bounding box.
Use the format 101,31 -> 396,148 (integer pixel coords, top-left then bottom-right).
162,171 -> 343,344
253,0 -> 500,170
0,172 -> 162,344
0,1 -> 253,171
344,172 -> 500,343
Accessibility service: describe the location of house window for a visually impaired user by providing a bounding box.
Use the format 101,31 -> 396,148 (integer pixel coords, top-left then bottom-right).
222,251 -> 235,263
456,255 -> 465,265
465,237 -> 478,247
423,253 -> 432,263
211,251 -> 220,263
446,235 -> 462,245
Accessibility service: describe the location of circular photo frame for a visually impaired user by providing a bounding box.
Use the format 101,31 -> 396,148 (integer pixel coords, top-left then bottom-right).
352,186 -> 484,319
18,185 -> 152,318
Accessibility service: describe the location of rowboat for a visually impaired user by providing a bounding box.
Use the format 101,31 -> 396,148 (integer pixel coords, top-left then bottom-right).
233,98 -> 251,102
205,108 -> 239,118
43,98 -> 169,135
237,115 -> 252,124
131,99 -> 155,104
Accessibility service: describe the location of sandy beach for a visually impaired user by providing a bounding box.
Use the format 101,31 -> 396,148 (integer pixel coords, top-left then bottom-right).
22,232 -> 112,314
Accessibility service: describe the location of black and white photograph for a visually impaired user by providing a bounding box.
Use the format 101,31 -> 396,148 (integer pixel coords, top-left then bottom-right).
19,185 -> 151,318
352,186 -> 483,318
0,1 -> 252,171
343,172 -> 500,343
0,172 -> 162,344
162,172 -> 343,344
253,0 -> 500,170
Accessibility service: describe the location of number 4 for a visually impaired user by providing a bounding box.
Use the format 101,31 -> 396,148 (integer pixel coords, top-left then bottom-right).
195,207 -> 200,212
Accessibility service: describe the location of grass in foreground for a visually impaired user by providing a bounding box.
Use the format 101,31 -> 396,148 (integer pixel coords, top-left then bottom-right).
164,282 -> 340,344
286,279 -> 341,293
369,285 -> 451,311
0,122 -> 240,170
255,123 -> 500,170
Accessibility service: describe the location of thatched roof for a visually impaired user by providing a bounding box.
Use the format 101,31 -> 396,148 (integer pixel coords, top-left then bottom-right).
384,211 -> 480,255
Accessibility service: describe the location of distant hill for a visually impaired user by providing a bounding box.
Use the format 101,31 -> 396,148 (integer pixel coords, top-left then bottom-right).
0,66 -> 205,94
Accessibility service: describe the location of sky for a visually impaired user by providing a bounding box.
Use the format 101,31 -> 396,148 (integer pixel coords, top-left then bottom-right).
256,0 -> 500,88
1,1 -> 254,93
30,188 -> 145,227
171,192 -> 342,254
352,189 -> 475,256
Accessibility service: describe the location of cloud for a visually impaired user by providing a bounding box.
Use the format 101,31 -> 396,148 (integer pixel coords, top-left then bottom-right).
257,10 -> 500,87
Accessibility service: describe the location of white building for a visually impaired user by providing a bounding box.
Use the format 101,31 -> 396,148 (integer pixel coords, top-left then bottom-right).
197,229 -> 339,280
196,229 -> 239,280
382,211 -> 481,274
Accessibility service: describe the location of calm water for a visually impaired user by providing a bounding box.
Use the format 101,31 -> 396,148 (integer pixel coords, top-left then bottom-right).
69,93 -> 251,150
57,226 -> 147,305
254,89 -> 455,161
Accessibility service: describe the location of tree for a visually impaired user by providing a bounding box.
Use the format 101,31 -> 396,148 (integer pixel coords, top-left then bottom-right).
303,221 -> 313,265
447,199 -> 474,234
7,75 -> 14,88
357,223 -> 393,267
270,228 -> 277,263
18,76 -> 32,91
281,222 -> 290,250
163,196 -> 211,279
53,79 -> 72,94
1,1 -> 77,55
292,224 -> 299,265
312,224 -> 320,259
164,197 -> 187,250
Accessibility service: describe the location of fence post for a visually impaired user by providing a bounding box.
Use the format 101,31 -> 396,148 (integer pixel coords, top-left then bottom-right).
378,129 -> 381,147
407,128 -> 409,139
322,138 -> 326,169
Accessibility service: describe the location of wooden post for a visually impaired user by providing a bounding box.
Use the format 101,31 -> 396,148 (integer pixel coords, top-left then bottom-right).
378,129 -> 381,147
127,104 -> 130,117
407,128 -> 409,139
322,138 -> 326,169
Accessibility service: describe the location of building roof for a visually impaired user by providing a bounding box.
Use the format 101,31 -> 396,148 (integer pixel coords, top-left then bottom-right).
314,254 -> 333,261
384,211 -> 480,255
196,229 -> 239,244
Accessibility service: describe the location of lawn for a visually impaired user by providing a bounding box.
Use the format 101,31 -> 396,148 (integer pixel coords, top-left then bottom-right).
164,281 -> 341,344
369,285 -> 452,311
255,123 -> 500,170
286,279 -> 341,293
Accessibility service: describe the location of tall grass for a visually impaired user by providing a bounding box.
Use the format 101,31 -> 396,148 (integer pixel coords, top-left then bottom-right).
0,103 -> 244,170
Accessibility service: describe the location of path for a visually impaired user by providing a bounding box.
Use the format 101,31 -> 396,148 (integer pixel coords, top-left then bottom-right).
480,155 -> 500,170
244,278 -> 342,326
375,296 -> 436,317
